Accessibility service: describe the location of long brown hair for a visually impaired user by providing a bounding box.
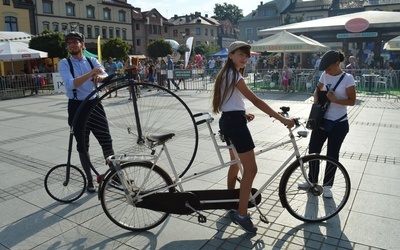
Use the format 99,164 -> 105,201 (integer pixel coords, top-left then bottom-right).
212,47 -> 250,114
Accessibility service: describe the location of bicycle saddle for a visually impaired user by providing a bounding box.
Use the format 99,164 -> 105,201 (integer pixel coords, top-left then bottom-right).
146,133 -> 175,144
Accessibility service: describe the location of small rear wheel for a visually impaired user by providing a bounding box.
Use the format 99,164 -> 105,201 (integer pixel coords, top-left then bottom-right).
279,155 -> 351,222
99,161 -> 174,231
44,164 -> 86,203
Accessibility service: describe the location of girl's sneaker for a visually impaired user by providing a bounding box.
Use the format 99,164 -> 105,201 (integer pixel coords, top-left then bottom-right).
232,210 -> 257,233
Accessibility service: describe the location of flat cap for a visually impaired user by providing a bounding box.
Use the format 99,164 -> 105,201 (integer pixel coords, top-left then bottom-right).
319,50 -> 340,71
65,32 -> 85,43
228,41 -> 251,54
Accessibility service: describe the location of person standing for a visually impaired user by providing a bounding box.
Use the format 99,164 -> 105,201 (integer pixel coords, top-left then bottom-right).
105,57 -> 117,97
313,53 -> 322,92
346,56 -> 356,77
212,41 -> 294,233
166,54 -> 179,91
298,50 -> 356,198
58,32 -> 115,193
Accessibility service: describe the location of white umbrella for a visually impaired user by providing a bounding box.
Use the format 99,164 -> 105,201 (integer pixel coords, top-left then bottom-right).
251,30 -> 330,53
0,41 -> 48,61
0,41 -> 47,72
251,30 -> 330,65
383,35 -> 400,51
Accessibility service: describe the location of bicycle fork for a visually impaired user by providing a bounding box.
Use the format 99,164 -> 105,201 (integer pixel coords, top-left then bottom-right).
106,156 -> 136,205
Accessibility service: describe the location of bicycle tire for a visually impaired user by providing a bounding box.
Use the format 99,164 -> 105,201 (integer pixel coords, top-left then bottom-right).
81,80 -> 198,178
99,161 -> 174,231
44,164 -> 86,203
279,155 -> 351,223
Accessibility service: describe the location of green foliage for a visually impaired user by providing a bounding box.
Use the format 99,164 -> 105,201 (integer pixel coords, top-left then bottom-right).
194,43 -> 220,56
147,39 -> 174,59
29,30 -> 67,58
177,44 -> 190,55
101,37 -> 130,60
214,3 -> 243,26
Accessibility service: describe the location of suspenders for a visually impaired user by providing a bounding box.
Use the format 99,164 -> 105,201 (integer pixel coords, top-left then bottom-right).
67,56 -> 94,100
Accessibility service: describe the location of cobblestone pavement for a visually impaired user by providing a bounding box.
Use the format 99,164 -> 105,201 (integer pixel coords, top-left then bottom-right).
0,91 -> 399,249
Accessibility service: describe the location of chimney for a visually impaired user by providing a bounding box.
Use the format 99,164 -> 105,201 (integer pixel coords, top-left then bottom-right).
205,14 -> 208,18
260,1 -> 263,5
174,14 -> 178,20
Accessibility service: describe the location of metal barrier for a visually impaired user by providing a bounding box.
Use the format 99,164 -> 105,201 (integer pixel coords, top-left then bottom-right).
1,69 -> 399,100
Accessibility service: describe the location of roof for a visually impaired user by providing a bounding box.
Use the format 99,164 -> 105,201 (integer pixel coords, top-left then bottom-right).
258,11 -> 400,36
283,0 -> 332,13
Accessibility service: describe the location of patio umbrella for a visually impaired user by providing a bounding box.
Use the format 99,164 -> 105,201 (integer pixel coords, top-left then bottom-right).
0,41 -> 48,72
383,35 -> 400,51
251,30 -> 329,64
251,30 -> 330,53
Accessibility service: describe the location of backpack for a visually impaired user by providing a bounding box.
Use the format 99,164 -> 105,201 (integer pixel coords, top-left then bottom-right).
67,56 -> 94,99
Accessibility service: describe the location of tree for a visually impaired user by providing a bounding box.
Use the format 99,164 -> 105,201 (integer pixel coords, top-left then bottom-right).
29,30 -> 66,72
101,37 -> 130,61
194,43 -> 220,56
177,44 -> 190,57
29,30 -> 67,59
147,39 -> 174,59
214,3 -> 243,26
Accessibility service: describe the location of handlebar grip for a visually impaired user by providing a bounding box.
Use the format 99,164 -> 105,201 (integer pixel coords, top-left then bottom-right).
195,120 -> 207,125
294,118 -> 300,127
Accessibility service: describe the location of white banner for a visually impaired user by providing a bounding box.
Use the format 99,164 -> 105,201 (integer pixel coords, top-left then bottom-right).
185,37 -> 194,69
52,72 -> 65,93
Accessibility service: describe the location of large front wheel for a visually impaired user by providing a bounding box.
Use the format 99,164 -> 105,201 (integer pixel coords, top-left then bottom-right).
279,155 -> 351,222
99,161 -> 174,231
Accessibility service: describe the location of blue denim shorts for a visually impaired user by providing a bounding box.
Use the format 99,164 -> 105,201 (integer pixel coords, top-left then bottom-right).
219,111 -> 255,153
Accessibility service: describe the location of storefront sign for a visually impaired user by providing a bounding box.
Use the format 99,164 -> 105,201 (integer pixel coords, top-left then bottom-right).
345,18 -> 369,32
174,70 -> 192,79
336,32 -> 378,39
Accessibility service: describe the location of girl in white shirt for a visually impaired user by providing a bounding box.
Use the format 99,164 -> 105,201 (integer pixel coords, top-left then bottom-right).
212,41 -> 294,233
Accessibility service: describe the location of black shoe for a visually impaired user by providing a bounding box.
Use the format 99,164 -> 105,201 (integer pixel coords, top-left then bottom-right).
87,182 -> 96,193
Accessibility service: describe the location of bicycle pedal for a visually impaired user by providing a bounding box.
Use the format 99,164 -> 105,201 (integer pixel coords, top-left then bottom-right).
260,214 -> 269,224
198,214 -> 207,223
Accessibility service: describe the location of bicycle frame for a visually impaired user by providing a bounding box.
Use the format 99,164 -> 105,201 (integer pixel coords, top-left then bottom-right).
110,112 -> 309,208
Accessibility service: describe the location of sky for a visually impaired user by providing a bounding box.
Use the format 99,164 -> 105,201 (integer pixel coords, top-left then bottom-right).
127,0 -> 269,19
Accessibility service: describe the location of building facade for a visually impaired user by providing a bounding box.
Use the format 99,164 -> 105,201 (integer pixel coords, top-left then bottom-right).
34,0 -> 134,53
168,12 -> 219,47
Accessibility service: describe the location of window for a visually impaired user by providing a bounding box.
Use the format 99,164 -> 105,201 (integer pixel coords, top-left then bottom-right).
109,28 -> 114,38
164,27 -> 168,33
87,6 -> 95,18
205,28 -> 208,36
79,26 -> 84,35
102,27 -> 107,39
136,39 -> 141,46
210,29 -> 214,36
135,23 -> 140,30
103,8 -> 111,20
87,26 -> 92,38
66,4 -> 75,16
116,28 -> 120,38
119,10 -> 126,22
5,16 -> 18,31
3,0 -> 10,5
152,25 -> 157,35
122,29 -> 126,40
62,23 -> 68,32
245,28 -> 252,36
94,26 -> 99,37
196,28 -> 201,35
43,2 -> 53,14
43,22 -> 50,31
173,29 -> 178,37
52,22 -> 59,32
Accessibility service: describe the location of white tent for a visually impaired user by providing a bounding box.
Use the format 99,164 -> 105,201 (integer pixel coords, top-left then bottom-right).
383,35 -> 400,51
251,30 -> 330,53
0,41 -> 48,61
0,41 -> 48,72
